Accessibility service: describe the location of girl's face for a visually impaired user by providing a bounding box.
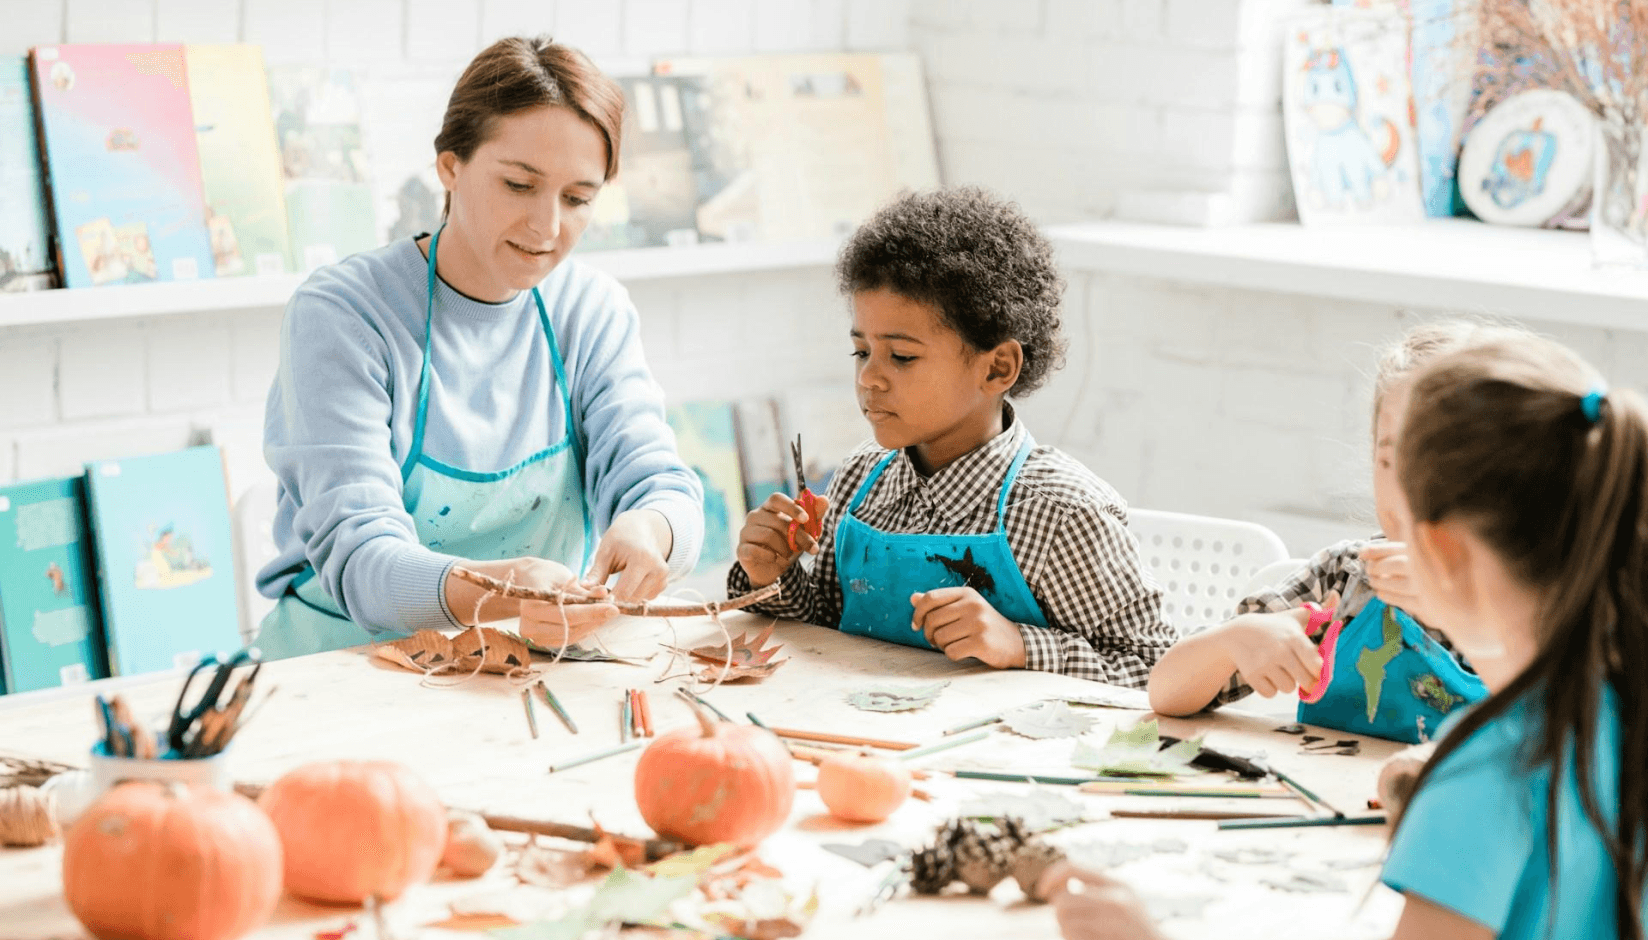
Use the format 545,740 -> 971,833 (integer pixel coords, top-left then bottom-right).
1371,376 -> 1412,540
436,105 -> 606,300
850,288 -> 1015,469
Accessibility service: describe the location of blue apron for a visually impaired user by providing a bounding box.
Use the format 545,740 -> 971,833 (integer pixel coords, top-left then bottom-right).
835,437 -> 1050,651
255,227 -> 594,661
1297,594 -> 1486,744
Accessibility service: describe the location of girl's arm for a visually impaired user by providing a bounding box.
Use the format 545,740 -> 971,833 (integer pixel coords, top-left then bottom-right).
1390,892 -> 1494,940
1147,609 -> 1323,715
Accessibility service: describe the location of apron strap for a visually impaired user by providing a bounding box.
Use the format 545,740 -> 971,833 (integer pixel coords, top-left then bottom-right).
402,225 -> 444,481
846,450 -> 899,516
994,437 -> 1034,532
533,287 -> 595,574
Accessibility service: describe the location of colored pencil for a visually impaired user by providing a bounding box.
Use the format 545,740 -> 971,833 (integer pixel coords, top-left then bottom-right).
746,711 -> 770,729
538,681 -> 577,734
629,689 -> 642,739
547,740 -> 646,774
942,714 -> 1004,736
1110,787 -> 1295,799
635,689 -> 653,737
683,689 -> 733,723
955,770 -> 1142,786
1270,767 -> 1345,818
767,727 -> 917,751
620,694 -> 633,743
521,689 -> 539,739
899,729 -> 991,761
1218,813 -> 1387,831
1108,808 -> 1298,821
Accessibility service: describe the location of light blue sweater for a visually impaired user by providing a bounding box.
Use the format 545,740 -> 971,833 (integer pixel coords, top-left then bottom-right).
257,236 -> 704,632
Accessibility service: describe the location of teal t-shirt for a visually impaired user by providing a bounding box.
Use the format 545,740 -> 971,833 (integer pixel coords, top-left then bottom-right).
1382,685 -> 1634,938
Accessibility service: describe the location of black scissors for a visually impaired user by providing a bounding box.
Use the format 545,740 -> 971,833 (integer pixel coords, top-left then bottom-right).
168,648 -> 262,756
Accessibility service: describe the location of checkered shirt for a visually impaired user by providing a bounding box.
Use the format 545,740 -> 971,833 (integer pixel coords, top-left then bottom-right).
1200,537 -> 1462,708
727,408 -> 1178,687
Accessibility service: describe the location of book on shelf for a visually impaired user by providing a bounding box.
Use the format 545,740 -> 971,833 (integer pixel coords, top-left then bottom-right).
187,44 -> 294,277
0,475 -> 109,694
0,55 -> 55,293
268,66 -> 378,274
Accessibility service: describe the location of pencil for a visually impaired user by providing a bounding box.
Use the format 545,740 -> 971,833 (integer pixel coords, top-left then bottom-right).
629,689 -> 642,738
685,690 -> 733,723
1270,767 -> 1346,818
538,681 -> 577,734
635,689 -> 653,737
521,688 -> 539,739
746,711 -> 770,729
547,739 -> 646,774
1108,808 -> 1299,821
620,693 -> 633,743
1217,813 -> 1387,831
955,770 -> 1132,786
942,714 -> 1004,736
1101,787 -> 1295,799
899,729 -> 991,761
767,727 -> 917,751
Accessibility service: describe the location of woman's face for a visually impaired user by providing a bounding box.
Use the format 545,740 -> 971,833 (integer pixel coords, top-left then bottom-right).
437,105 -> 607,296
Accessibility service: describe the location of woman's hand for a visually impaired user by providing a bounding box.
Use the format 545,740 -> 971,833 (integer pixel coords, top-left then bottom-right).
445,556 -> 617,644
735,492 -> 829,588
586,509 -> 672,603
1035,863 -> 1166,940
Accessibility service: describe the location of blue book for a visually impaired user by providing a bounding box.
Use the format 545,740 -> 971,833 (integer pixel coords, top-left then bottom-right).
0,56 -> 56,293
0,476 -> 109,693
84,446 -> 241,676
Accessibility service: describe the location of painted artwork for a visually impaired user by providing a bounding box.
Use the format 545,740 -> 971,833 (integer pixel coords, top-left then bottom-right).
778,385 -> 873,498
186,44 -> 292,277
30,44 -> 216,287
268,66 -> 377,273
580,74 -> 707,250
734,398 -> 789,512
360,67 -> 451,246
0,56 -> 55,292
665,402 -> 748,574
1458,90 -> 1594,228
655,53 -> 941,243
1283,9 -> 1426,225
0,476 -> 109,694
84,446 -> 241,677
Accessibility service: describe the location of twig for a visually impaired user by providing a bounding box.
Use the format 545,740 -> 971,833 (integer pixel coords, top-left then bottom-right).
449,566 -> 781,617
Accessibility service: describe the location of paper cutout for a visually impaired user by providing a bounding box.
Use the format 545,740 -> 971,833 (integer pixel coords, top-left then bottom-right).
1070,720 -> 1203,777
844,681 -> 948,712
1055,688 -> 1153,710
681,623 -> 789,682
959,791 -> 1085,832
823,839 -> 906,867
1001,701 -> 1096,739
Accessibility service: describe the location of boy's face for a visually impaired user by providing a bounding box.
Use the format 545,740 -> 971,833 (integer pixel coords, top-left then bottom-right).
850,288 -> 1002,456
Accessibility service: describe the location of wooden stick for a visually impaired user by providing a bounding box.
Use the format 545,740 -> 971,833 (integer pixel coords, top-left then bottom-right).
767,726 -> 917,751
450,566 -> 781,617
233,782 -> 681,861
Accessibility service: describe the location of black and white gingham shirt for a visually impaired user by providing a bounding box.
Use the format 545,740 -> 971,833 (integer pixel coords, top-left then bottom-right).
1200,538 -> 1463,708
727,408 -> 1178,687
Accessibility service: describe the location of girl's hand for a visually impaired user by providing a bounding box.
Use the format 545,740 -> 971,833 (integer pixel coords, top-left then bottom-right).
1035,862 -> 1166,940
910,587 -> 1026,668
735,492 -> 830,587
586,509 -> 672,602
1361,542 -> 1430,621
1377,741 -> 1436,829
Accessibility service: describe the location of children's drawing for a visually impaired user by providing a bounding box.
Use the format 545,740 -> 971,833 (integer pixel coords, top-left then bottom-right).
1457,89 -> 1594,227
134,522 -> 214,590
1283,9 -> 1425,224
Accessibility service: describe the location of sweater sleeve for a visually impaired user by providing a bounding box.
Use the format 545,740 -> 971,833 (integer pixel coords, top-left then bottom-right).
263,290 -> 459,633
563,276 -> 705,578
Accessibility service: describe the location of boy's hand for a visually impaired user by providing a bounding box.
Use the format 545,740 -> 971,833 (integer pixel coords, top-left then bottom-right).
735,492 -> 830,588
910,587 -> 1026,668
1220,604 -> 1328,698
1361,542 -> 1430,622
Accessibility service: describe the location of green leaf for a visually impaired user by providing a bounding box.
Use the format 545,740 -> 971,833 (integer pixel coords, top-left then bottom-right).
584,866 -> 699,926
1069,719 -> 1203,777
845,680 -> 949,712
644,843 -> 742,878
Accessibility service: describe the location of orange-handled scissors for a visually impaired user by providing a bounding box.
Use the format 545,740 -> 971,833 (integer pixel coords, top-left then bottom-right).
787,435 -> 824,552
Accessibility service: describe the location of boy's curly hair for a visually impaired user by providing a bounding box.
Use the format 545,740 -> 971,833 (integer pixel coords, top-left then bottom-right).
836,186 -> 1067,396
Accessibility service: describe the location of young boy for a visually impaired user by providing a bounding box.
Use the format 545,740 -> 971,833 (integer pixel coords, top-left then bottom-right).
726,186 -> 1176,686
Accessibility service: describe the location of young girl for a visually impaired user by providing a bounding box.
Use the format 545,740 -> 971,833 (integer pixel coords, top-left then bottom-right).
1146,321 -> 1526,743
726,187 -> 1176,685
1044,334 -> 1648,939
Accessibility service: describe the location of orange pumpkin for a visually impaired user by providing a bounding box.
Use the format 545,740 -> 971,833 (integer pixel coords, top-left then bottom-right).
258,760 -> 447,905
63,781 -> 282,940
634,701 -> 794,846
816,751 -> 912,823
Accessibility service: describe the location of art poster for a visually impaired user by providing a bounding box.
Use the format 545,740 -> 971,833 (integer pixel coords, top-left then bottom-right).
31,44 -> 216,287
360,66 -> 452,247
0,56 -> 55,292
0,477 -> 109,694
83,446 -> 241,677
268,66 -> 377,273
580,73 -> 708,251
186,44 -> 292,277
665,402 -> 748,574
1457,89 -> 1594,228
1283,9 -> 1426,225
734,398 -> 789,513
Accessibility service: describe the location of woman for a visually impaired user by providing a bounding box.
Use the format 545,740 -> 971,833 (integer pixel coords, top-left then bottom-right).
255,37 -> 703,659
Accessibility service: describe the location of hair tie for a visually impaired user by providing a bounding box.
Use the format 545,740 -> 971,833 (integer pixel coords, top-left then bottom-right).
1582,383 -> 1609,425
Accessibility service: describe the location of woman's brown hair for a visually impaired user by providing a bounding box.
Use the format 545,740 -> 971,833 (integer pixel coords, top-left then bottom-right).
433,36 -> 624,216
1394,335 -> 1648,940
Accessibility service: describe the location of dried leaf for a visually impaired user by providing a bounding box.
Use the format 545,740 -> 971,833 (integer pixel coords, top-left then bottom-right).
1001,701 -> 1096,739
844,680 -> 949,712
451,627 -> 533,674
688,624 -> 786,667
822,838 -> 906,867
1054,688 -> 1152,710
693,658 -> 788,683
959,790 -> 1086,831
1070,720 -> 1203,777
644,843 -> 742,879
375,627 -> 535,676
587,822 -> 649,871
503,633 -> 654,666
700,914 -> 806,940
513,843 -> 595,889
422,910 -> 521,931
374,629 -> 460,672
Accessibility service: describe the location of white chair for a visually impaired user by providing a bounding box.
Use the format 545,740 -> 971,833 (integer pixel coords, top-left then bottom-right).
232,477 -> 281,645
1126,508 -> 1292,626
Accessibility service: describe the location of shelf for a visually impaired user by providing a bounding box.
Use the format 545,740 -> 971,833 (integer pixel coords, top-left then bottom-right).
1046,218 -> 1648,332
0,238 -> 841,330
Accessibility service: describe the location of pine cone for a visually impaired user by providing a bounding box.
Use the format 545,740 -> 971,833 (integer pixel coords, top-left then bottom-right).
1011,839 -> 1068,902
907,843 -> 958,895
949,818 -> 1027,894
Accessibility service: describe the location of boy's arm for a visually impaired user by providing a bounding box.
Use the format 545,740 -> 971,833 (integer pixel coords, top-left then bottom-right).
1017,502 -> 1179,688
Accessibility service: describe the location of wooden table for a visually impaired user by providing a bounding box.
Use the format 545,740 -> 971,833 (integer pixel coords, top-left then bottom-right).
0,610 -> 1407,939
